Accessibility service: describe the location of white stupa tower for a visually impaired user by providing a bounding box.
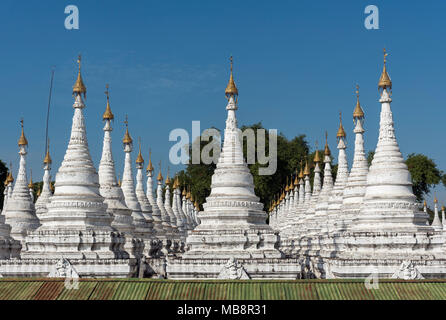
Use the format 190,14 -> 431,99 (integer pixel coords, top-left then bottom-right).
98,86 -> 135,235
352,49 -> 430,232
145,154 -> 165,236
134,141 -> 155,236
34,144 -> 53,215
327,113 -> 349,233
23,57 -> 132,266
3,119 -> 40,242
341,86 -> 368,229
183,57 -> 281,260
121,118 -> 153,239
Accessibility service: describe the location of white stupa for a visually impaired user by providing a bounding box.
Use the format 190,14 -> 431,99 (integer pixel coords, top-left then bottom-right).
98,86 -> 135,236
341,87 -> 368,230
3,120 -> 40,243
352,51 -> 430,232
34,145 -> 53,215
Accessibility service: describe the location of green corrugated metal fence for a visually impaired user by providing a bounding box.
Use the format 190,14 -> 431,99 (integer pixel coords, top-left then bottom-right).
0,279 -> 446,300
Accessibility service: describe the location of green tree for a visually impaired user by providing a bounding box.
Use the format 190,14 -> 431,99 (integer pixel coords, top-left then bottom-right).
0,160 -> 7,209
406,153 -> 443,202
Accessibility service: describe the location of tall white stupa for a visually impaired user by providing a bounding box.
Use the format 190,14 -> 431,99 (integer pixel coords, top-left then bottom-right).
21,57 -> 134,276
168,57 -> 300,279
3,120 -> 40,243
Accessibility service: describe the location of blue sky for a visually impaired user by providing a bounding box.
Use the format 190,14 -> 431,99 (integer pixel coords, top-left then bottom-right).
0,0 -> 445,204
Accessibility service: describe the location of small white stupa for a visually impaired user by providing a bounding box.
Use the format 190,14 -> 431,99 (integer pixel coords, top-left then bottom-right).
34,144 -> 53,215
3,119 -> 40,243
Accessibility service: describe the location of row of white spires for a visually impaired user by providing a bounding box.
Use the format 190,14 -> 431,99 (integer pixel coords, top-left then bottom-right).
269,84 -> 443,238
0,51 -> 441,247
0,61 -> 202,244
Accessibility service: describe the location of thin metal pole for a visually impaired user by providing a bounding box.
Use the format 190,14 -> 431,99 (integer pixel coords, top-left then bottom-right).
44,67 -> 55,155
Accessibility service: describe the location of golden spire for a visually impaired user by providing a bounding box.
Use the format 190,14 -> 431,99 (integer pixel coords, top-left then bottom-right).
118,175 -> 122,187
313,141 -> 321,163
434,196 -> 438,204
165,167 -> 171,185
424,200 -> 427,207
378,48 -> 392,91
294,168 -> 299,186
225,56 -> 238,98
285,177 -> 289,192
146,148 -> 154,172
324,131 -> 331,156
36,188 -> 41,197
43,139 -> 52,164
28,169 -> 33,189
186,186 -> 191,200
194,200 -> 200,211
103,84 -> 114,121
6,163 -> 14,185
18,118 -> 28,147
73,54 -> 87,98
304,158 -> 310,176
353,84 -> 365,119
182,185 -> 187,196
190,191 -> 195,202
172,176 -> 178,189
289,175 -> 294,190
122,115 -> 133,144
135,138 -> 144,164
298,160 -> 304,179
337,112 -> 346,139
157,161 -> 163,182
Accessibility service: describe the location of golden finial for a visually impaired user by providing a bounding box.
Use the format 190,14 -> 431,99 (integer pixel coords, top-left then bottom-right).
304,158 -> 310,176
337,112 -> 346,139
157,161 -> 163,182
172,176 -> 178,189
378,48 -> 392,91
28,169 -> 33,189
118,175 -> 122,187
36,188 -> 41,197
135,138 -> 144,164
424,200 -> 427,207
122,115 -> 133,144
294,168 -> 299,186
103,84 -> 114,121
313,141 -> 321,163
18,118 -> 28,146
186,186 -> 191,200
43,139 -> 52,165
442,205 -> 445,211
285,177 -> 289,192
146,148 -> 154,172
190,191 -> 195,202
225,56 -> 238,98
324,131 -> 331,156
434,196 -> 438,204
353,84 -> 365,120
73,54 -> 87,98
194,200 -> 200,211
298,160 -> 304,179
6,163 -> 14,185
289,175 -> 294,190
165,167 -> 171,185
50,182 -> 55,193
182,185 -> 187,196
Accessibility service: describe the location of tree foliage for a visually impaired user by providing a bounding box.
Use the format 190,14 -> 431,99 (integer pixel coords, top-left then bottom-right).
0,160 -> 7,209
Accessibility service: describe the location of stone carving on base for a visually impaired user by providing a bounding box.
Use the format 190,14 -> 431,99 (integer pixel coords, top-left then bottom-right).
217,257 -> 250,280
391,261 -> 424,280
48,258 -> 79,279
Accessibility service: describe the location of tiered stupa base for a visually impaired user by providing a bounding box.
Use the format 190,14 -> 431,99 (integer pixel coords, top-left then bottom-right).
298,231 -> 446,279
0,258 -> 137,278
